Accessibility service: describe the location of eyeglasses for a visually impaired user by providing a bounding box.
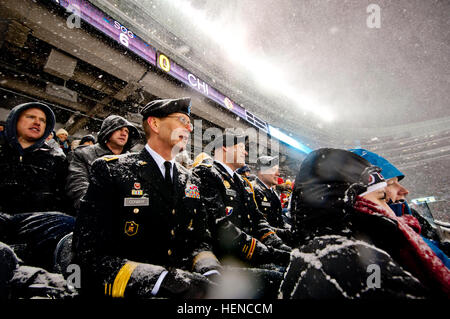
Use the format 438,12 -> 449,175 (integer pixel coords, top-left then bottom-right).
166,115 -> 193,131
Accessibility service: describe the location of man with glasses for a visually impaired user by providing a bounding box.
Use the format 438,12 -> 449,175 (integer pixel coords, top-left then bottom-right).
73,97 -> 221,299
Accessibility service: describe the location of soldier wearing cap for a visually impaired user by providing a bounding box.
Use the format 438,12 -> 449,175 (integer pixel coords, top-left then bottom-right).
252,156 -> 292,243
73,97 -> 221,299
192,131 -> 291,268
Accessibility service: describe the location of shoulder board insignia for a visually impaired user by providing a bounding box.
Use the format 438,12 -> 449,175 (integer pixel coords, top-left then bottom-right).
138,161 -> 147,166
198,162 -> 212,168
103,156 -> 119,162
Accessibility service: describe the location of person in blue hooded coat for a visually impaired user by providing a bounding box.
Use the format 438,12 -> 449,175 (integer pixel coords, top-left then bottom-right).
349,149 -> 450,269
0,102 -> 74,271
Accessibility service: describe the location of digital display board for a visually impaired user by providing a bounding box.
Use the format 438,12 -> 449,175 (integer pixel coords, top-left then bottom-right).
51,0 -> 311,153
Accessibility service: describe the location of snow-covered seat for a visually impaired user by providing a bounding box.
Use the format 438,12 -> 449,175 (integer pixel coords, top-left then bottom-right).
53,232 -> 73,277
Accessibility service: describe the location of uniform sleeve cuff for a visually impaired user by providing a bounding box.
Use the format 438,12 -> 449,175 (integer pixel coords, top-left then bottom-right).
151,270 -> 169,296
202,270 -> 221,277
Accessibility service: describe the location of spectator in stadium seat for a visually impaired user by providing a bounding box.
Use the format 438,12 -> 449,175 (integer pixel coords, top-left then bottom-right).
66,134 -> 96,162
236,164 -> 256,182
0,102 -> 74,271
65,115 -> 141,210
80,134 -> 95,146
193,132 -> 291,267
236,164 -> 250,177
73,97 -> 221,299
349,148 -> 450,268
281,148 -> 449,298
45,130 -> 64,155
55,128 -> 71,155
193,132 -> 291,298
251,156 -> 291,243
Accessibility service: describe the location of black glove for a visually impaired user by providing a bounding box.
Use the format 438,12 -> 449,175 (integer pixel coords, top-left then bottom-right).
270,247 -> 291,267
158,269 -> 215,299
277,243 -> 292,252
262,233 -> 292,252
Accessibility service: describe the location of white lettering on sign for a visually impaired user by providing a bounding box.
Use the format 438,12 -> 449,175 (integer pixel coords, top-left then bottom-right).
188,73 -> 209,95
114,20 -> 135,47
113,21 -> 135,38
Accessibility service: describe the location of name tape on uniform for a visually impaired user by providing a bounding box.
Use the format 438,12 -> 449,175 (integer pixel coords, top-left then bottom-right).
124,197 -> 149,207
226,189 -> 237,197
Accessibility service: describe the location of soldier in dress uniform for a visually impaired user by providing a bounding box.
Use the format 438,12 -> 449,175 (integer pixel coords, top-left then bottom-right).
73,97 -> 221,299
193,131 -> 291,268
252,156 -> 292,244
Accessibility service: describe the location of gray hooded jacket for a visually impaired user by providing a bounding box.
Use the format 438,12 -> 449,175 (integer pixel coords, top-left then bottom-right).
65,115 -> 141,210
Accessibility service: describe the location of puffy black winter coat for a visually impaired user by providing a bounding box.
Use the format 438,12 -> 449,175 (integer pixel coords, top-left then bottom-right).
280,148 -> 431,299
279,213 -> 430,299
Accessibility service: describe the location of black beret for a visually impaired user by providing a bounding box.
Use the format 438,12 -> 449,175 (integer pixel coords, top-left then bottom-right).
141,97 -> 191,120
256,156 -> 279,171
213,131 -> 247,149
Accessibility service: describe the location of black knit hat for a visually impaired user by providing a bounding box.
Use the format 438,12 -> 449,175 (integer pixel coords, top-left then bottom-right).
213,131 -> 247,150
289,148 -> 382,239
292,148 -> 382,211
141,97 -> 191,120
296,149 -> 378,186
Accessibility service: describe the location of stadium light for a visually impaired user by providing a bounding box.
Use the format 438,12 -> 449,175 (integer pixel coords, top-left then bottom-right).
268,125 -> 312,154
166,0 -> 335,123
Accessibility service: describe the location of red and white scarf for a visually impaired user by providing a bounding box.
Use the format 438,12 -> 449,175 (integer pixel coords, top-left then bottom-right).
354,196 -> 450,297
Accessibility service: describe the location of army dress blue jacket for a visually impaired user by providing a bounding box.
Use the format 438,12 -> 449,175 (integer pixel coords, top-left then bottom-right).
73,149 -> 221,298
193,161 -> 290,267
